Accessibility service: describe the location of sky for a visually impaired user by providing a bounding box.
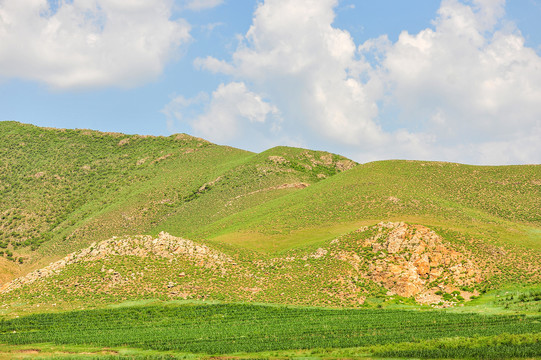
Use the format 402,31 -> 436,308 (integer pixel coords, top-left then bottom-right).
1,0 -> 540,165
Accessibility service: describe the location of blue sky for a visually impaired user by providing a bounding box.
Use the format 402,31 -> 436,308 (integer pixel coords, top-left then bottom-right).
1,0 -> 540,164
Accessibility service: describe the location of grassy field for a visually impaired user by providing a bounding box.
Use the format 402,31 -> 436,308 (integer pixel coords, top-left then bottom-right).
0,302 -> 540,359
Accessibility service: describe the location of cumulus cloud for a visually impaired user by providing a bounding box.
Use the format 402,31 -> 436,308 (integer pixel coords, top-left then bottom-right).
183,0 -> 541,164
195,0 -> 385,149
0,0 -> 190,89
163,82 -> 281,146
379,0 -> 541,162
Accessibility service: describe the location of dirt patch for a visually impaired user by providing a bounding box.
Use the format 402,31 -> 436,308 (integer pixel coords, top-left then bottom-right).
117,138 -> 130,146
151,154 -> 172,164
17,349 -> 41,354
275,183 -> 309,190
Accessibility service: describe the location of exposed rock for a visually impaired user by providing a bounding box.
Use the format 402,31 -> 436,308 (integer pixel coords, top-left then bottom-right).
0,232 -> 232,294
319,154 -> 333,165
268,156 -> 288,164
336,160 -> 356,171
302,248 -> 328,260
338,222 -> 483,304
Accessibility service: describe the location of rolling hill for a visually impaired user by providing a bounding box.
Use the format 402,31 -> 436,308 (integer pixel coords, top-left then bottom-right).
0,121 -> 540,313
0,121 -> 354,280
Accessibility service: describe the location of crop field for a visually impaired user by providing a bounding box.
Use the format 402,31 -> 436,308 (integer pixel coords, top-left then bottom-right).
0,303 -> 540,358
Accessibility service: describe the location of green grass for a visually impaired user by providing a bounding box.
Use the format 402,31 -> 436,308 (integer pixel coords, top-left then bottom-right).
0,303 -> 540,358
190,160 -> 541,252
0,121 -> 351,277
1,121 -> 540,317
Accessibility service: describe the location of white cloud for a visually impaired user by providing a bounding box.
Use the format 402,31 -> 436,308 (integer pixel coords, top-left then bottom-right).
183,0 -> 223,11
195,0 -> 386,149
194,55 -> 234,74
0,0 -> 190,89
184,0 -> 541,164
380,0 -> 541,160
163,82 -> 281,145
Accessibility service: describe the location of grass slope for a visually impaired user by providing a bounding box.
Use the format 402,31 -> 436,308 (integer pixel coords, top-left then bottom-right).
0,121 -> 353,280
1,122 -> 541,360
1,122 -> 540,297
196,160 -> 541,253
1,222 -> 538,314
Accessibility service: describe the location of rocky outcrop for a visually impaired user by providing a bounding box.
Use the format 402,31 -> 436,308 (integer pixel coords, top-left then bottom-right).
335,222 -> 482,305
0,232 -> 232,294
0,223 -> 485,308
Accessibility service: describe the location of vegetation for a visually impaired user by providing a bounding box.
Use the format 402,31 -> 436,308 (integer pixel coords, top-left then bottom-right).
0,303 -> 540,358
197,160 -> 541,253
0,121 -> 352,272
1,121 -> 540,359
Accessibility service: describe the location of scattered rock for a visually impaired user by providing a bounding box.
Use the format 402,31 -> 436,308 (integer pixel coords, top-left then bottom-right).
268,156 -> 288,164
0,232 -> 232,294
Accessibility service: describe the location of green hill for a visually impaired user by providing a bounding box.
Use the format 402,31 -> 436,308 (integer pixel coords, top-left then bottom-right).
0,121 -> 540,311
1,121 -> 540,359
0,121 -> 353,280
196,160 -> 541,252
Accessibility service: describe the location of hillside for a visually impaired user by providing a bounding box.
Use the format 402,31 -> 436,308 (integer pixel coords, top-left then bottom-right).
0,223 -> 504,309
0,121 -> 540,313
195,160 -> 541,252
0,121 -> 354,281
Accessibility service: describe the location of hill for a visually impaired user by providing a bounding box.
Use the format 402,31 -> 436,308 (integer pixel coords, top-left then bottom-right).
0,121 -> 540,313
194,160 -> 541,252
1,121 -> 540,359
0,121 -> 354,281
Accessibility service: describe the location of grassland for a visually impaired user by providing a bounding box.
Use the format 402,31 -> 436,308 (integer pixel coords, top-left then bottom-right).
1,121 -> 540,359
0,121 -> 352,279
0,302 -> 540,359
193,160 -> 541,252
1,122 -> 540,303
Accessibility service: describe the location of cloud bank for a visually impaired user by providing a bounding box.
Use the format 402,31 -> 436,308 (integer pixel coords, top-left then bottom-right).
0,0 -> 190,89
170,0 -> 541,164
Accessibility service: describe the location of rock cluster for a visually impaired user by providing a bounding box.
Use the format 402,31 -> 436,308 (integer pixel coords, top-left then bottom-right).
361,222 -> 482,304
0,232 -> 231,293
